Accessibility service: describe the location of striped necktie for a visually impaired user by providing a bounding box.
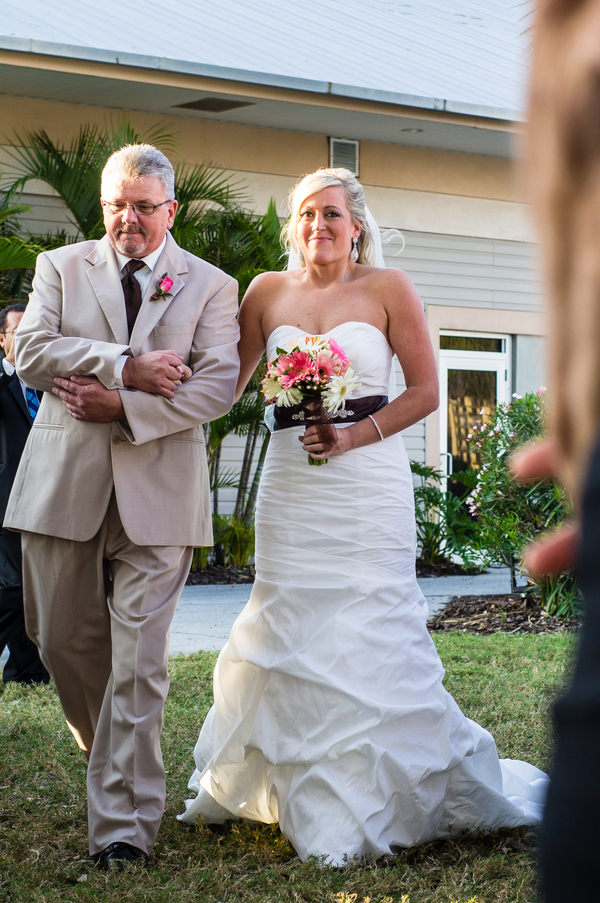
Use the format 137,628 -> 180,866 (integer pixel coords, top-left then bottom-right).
25,386 -> 40,421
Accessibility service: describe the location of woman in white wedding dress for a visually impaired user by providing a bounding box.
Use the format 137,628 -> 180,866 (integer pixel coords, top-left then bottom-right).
179,168 -> 548,864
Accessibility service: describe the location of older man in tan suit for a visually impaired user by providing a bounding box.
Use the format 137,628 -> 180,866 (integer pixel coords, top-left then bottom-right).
4,144 -> 239,869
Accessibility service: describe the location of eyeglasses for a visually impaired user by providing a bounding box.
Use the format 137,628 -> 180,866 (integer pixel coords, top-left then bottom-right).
101,199 -> 173,216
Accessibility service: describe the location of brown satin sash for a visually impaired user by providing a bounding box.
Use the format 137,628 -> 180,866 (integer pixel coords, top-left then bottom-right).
273,395 -> 388,431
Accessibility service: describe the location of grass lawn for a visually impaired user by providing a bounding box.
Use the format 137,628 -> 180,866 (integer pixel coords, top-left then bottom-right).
0,633 -> 575,903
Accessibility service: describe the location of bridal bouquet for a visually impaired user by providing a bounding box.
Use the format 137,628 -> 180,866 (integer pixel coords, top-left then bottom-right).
262,335 -> 360,465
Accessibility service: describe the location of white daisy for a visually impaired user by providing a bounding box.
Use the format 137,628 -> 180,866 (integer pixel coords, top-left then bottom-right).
322,368 -> 361,414
276,386 -> 303,407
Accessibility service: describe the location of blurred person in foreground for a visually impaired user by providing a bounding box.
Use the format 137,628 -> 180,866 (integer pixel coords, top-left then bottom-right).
516,0 -> 600,897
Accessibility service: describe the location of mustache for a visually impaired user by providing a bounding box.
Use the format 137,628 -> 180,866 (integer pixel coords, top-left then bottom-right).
117,225 -> 145,235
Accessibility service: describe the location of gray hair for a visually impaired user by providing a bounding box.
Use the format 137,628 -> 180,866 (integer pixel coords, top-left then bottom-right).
283,167 -> 379,266
101,144 -> 175,199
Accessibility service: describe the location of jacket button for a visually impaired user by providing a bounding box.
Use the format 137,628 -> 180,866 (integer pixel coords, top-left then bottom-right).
112,436 -> 122,445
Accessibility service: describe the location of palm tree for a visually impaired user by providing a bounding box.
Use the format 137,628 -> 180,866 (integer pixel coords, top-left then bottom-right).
3,115 -> 245,242
200,199 -> 287,523
0,182 -> 47,300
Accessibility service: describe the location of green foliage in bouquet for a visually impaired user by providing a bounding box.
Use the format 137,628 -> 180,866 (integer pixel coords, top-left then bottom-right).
468,390 -> 579,616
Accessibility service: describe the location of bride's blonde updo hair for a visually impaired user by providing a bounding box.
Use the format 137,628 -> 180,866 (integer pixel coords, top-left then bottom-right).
283,167 -> 380,267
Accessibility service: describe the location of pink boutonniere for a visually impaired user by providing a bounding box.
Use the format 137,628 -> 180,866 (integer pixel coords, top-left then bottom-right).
150,273 -> 174,301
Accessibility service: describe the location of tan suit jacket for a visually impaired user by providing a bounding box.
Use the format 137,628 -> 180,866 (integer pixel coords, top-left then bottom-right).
4,232 -> 239,546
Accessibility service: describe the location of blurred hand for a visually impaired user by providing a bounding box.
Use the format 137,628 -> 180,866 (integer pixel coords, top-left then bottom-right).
510,439 -> 580,575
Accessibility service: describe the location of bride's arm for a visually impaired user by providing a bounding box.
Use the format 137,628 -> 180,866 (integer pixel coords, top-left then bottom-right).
234,275 -> 273,401
303,269 -> 438,459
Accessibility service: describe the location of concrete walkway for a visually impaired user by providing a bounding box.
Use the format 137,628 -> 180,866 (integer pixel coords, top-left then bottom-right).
0,567 -> 518,670
169,567 -> 517,655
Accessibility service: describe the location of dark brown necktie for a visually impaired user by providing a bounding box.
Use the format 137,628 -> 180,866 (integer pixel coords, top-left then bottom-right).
122,259 -> 146,337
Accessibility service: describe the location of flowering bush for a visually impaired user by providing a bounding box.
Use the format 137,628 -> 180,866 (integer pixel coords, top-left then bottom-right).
468,389 -> 579,615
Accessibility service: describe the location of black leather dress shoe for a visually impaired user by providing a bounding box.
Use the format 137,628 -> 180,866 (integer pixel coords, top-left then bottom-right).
95,842 -> 147,871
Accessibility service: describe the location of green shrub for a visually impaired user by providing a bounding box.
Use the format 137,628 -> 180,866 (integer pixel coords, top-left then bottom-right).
191,515 -> 256,571
468,390 -> 580,616
411,461 -> 479,567
212,513 -> 255,568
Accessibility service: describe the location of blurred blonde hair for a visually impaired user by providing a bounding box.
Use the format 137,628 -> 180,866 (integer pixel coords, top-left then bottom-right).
528,0 -> 600,498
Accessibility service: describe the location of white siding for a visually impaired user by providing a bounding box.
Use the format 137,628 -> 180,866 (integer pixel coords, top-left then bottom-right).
216,433 -> 248,515
384,230 -> 543,313
382,229 -> 544,468
18,191 -> 79,240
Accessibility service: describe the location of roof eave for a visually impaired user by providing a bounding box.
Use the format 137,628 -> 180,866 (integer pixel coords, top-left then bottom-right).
0,36 -> 524,124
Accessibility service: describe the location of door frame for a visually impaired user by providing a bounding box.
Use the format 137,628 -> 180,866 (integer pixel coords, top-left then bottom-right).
438,330 -> 511,479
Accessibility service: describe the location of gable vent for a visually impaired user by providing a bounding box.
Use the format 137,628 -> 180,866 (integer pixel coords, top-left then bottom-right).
330,138 -> 359,176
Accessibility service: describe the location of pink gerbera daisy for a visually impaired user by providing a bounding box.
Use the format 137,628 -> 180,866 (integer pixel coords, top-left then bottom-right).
328,337 -> 351,369
277,350 -> 318,388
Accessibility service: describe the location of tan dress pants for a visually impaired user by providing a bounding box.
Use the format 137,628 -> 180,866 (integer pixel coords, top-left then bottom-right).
21,492 -> 193,856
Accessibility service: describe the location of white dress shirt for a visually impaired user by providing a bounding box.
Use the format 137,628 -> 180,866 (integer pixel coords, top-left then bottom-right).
2,357 -> 29,404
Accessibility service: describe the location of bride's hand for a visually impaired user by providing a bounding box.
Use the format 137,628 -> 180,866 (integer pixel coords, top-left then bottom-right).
300,424 -> 350,460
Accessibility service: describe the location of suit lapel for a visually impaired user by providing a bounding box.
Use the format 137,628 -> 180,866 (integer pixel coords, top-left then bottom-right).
85,236 -> 130,345
129,233 -> 189,354
8,374 -> 33,424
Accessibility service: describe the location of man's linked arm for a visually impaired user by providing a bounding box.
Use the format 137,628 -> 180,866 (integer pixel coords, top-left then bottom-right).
14,252 -> 130,393
118,278 -> 240,445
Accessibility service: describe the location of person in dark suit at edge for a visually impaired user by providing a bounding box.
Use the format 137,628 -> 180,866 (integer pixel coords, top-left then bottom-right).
0,303 -> 48,684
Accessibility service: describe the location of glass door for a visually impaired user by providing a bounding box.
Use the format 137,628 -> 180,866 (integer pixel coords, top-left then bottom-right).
439,333 -> 510,489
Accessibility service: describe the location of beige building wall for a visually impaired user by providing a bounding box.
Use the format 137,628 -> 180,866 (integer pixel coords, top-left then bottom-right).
0,93 -> 529,239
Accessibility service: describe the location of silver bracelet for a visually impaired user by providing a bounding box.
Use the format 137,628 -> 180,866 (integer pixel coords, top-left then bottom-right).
368,414 -> 384,441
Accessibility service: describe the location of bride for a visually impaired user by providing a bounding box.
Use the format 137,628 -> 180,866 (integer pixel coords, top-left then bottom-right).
179,168 -> 547,864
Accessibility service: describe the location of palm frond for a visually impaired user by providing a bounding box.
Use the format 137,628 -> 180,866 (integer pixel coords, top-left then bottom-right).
206,391 -> 267,451
223,392 -> 267,436
100,113 -> 179,157
4,127 -> 106,239
3,116 -> 182,241
0,192 -> 31,231
0,236 -> 45,271
174,162 -> 246,209
210,467 -> 241,493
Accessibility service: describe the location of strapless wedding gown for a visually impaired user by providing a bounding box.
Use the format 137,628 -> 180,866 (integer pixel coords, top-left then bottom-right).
179,322 -> 547,864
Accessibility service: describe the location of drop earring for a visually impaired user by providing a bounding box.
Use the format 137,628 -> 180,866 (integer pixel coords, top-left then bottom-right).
350,236 -> 359,263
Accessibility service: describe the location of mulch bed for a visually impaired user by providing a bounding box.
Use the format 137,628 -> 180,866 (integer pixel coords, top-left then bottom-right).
415,558 -> 481,578
427,593 -> 581,635
186,565 -> 255,585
